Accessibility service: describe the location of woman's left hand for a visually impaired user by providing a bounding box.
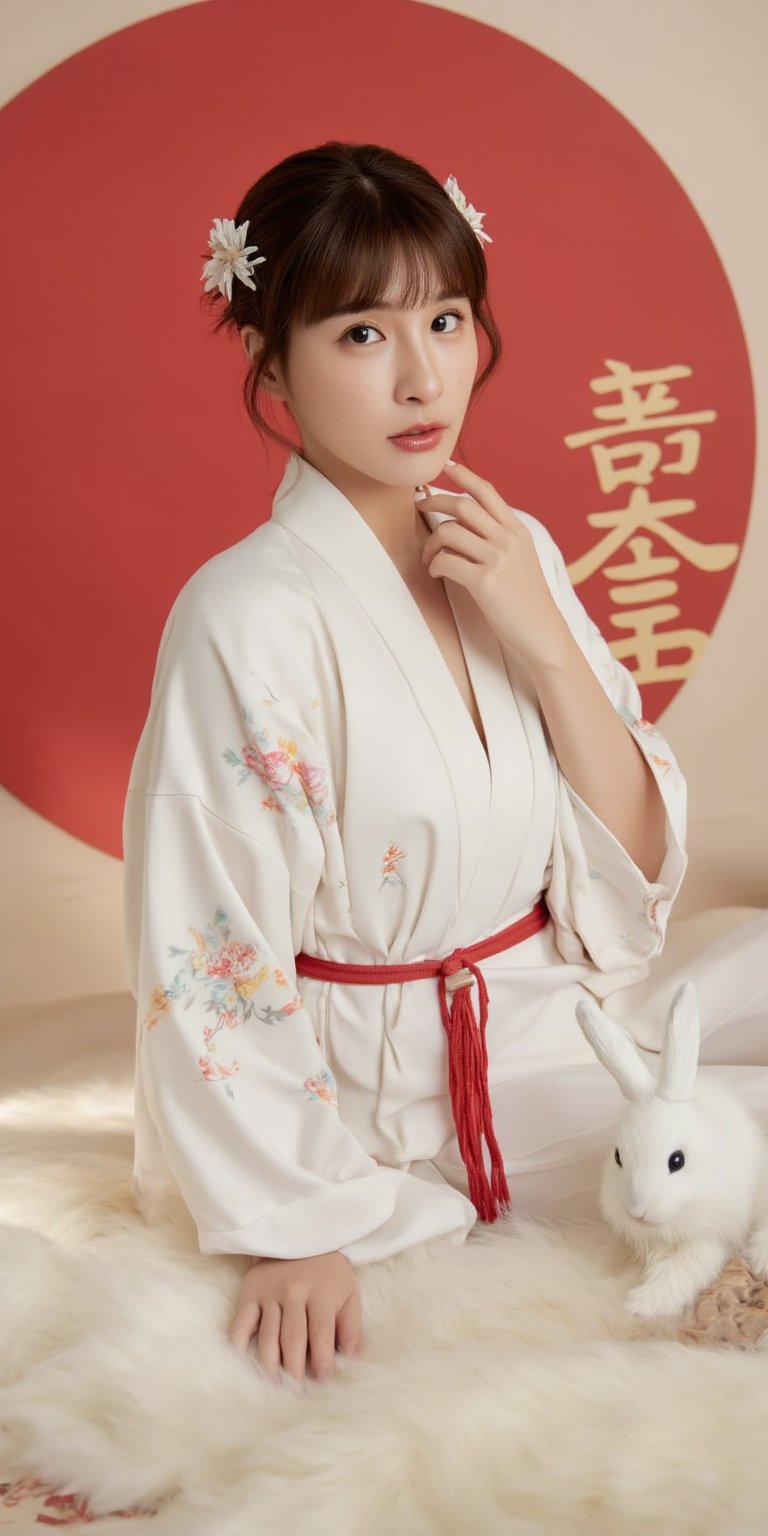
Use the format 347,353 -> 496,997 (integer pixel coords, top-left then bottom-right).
419,461 -> 572,672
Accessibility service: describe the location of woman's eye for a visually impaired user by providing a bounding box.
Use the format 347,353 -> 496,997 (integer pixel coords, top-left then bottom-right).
344,324 -> 381,345
341,309 -> 465,345
433,309 -> 464,334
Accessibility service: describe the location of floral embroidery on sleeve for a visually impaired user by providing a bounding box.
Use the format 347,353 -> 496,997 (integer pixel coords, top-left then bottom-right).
198,1056 -> 241,1086
304,1067 -> 338,1107
639,894 -> 664,939
617,706 -> 656,733
143,906 -> 305,1100
617,897 -> 665,953
223,703 -> 336,826
617,705 -> 675,776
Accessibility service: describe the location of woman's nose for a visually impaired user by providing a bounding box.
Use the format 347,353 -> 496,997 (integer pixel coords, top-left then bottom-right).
396,354 -> 442,401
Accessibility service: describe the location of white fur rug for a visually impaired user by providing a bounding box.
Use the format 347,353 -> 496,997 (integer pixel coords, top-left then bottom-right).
1,993 -> 767,1536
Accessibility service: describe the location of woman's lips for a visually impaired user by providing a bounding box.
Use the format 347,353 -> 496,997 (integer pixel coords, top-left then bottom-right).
388,427 -> 446,451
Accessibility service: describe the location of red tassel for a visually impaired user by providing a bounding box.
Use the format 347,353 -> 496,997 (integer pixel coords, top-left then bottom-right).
296,904 -> 552,1220
438,961 -> 511,1223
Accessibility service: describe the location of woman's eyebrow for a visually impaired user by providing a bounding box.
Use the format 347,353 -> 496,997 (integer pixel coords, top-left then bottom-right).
324,290 -> 465,321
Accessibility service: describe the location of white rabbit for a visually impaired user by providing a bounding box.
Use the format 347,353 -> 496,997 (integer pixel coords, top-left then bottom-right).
574,980 -> 768,1318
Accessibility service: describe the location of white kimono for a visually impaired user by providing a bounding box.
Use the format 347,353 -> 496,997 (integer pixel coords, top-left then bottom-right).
122,451 -> 768,1263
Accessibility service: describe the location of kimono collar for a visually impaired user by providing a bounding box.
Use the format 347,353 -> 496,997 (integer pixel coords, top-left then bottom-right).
270,450 -> 451,548
269,451 -> 536,927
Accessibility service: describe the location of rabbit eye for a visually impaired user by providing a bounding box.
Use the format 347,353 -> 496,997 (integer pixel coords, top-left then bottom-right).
668,1150 -> 685,1173
614,1148 -> 622,1168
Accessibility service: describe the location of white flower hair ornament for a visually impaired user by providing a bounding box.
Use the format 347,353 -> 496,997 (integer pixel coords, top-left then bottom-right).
200,176 -> 490,301
442,174 -> 493,245
574,980 -> 768,1320
200,217 -> 266,301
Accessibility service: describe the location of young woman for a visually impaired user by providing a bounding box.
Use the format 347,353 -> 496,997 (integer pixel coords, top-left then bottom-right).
122,141 -> 768,1388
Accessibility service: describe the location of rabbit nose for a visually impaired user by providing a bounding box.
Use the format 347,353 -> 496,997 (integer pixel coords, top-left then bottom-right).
629,1204 -> 648,1221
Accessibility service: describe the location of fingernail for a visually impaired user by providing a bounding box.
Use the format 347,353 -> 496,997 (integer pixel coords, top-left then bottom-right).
445,458 -> 457,466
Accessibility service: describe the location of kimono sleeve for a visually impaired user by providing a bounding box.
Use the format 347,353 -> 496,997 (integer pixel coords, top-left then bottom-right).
122,580 -> 476,1266
520,514 -> 689,980
124,792 -> 476,1265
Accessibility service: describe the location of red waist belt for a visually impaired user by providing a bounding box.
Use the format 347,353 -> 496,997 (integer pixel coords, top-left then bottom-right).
294,894 -> 551,1224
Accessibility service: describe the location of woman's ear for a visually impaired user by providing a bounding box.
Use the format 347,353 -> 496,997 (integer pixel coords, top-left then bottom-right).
240,325 -> 288,401
240,325 -> 263,364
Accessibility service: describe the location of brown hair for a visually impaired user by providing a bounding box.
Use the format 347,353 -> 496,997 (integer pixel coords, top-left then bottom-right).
200,141 -> 502,457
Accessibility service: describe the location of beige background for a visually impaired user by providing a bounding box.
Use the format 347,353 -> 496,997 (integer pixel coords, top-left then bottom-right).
1,0 -> 766,1009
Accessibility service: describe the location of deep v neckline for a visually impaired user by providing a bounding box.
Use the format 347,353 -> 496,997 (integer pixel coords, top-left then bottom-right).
410,499 -> 492,771
396,563 -> 492,773
270,451 -> 538,921
273,456 -> 493,776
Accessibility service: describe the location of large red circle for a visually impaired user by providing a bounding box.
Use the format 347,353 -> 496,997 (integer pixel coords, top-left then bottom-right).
0,0 -> 754,856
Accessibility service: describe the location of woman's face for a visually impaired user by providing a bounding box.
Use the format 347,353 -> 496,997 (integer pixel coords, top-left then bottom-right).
242,259 -> 480,490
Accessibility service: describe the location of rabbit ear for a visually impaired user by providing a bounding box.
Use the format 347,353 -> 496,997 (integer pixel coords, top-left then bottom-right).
575,998 -> 656,1101
656,980 -> 700,1102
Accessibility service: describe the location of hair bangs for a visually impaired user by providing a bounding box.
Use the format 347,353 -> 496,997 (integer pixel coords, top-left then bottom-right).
290,213 -> 483,330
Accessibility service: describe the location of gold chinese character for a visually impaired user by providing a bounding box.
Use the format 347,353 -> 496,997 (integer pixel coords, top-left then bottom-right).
659,428 -> 701,475
564,361 -> 716,449
601,536 -> 680,604
605,605 -> 709,685
566,487 -> 739,584
590,429 -> 703,493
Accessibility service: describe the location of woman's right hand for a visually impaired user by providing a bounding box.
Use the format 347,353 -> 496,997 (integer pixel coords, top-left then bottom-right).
228,1251 -> 363,1383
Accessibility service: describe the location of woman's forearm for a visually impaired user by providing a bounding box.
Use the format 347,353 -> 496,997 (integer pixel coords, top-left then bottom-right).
525,613 -> 668,884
